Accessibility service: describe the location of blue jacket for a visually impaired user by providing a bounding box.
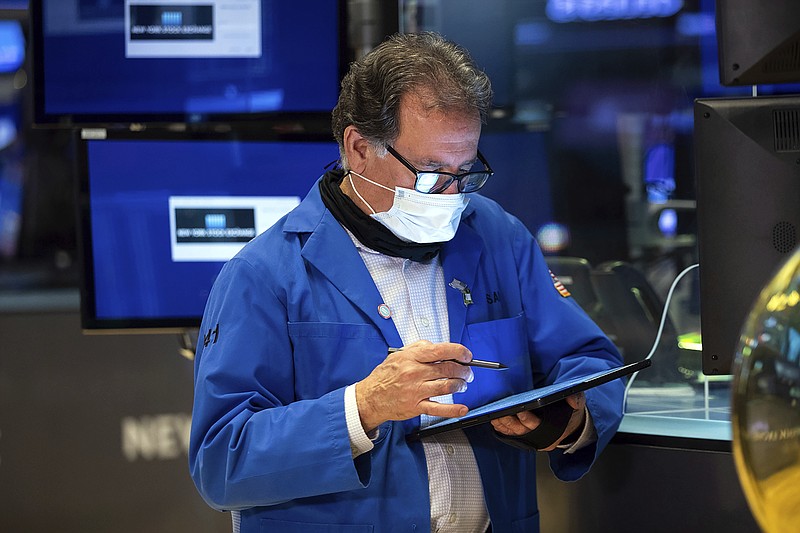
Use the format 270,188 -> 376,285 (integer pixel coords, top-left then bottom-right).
189,179 -> 624,532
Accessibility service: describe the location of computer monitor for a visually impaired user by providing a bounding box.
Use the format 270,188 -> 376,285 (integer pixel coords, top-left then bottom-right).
76,127 -> 339,332
715,0 -> 800,86
30,0 -> 344,126
0,1 -> 25,17
694,95 -> 800,374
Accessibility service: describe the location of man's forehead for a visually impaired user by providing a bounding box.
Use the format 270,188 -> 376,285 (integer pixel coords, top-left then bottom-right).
399,91 -> 479,124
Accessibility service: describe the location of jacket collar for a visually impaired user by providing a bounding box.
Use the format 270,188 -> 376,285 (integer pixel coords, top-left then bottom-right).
285,179 -> 483,346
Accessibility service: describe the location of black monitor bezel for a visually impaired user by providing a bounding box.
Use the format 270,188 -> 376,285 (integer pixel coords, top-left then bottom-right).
75,124 -> 337,334
694,94 -> 800,374
29,0 -> 348,128
715,0 -> 800,86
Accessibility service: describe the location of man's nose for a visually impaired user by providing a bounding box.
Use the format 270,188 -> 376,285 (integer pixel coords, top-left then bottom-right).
442,179 -> 460,194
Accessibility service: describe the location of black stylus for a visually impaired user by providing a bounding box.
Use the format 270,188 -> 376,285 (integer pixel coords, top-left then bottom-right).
387,347 -> 508,370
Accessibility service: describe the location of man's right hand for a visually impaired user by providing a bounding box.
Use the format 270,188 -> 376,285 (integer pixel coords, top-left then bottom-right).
355,340 -> 475,433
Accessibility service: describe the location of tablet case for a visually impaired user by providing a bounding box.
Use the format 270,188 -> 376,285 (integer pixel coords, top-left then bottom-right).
406,358 -> 650,442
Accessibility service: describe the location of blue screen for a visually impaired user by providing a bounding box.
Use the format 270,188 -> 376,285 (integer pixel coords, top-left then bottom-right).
0,21 -> 24,73
83,135 -> 338,327
36,0 -> 340,122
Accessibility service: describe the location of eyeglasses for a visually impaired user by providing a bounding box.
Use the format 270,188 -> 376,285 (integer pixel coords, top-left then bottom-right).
386,145 -> 494,194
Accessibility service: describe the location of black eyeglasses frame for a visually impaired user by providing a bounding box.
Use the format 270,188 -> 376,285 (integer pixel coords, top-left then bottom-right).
385,145 -> 494,194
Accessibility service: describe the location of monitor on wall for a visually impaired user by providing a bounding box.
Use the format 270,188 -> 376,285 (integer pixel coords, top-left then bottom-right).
715,0 -> 800,86
694,95 -> 800,375
0,1 -> 26,16
76,127 -> 339,333
30,0 -> 344,126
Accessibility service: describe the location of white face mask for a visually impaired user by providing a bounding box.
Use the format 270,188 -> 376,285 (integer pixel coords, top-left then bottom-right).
348,171 -> 469,243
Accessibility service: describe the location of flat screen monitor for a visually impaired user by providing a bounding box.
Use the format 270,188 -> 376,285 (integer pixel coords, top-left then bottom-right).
695,95 -> 800,374
77,127 -> 339,332
715,0 -> 800,86
0,1 -> 25,15
30,0 -> 344,126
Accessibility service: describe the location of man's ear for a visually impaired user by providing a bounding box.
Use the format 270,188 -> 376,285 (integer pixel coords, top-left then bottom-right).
343,126 -> 371,173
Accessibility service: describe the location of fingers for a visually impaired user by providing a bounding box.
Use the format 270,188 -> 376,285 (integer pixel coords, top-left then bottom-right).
565,392 -> 586,411
388,343 -> 474,383
402,340 -> 473,366
356,342 -> 474,431
418,399 -> 468,419
418,376 -> 470,398
491,411 -> 542,436
431,359 -> 474,383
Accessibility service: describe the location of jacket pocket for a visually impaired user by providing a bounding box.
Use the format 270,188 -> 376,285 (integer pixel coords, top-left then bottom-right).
511,511 -> 540,533
463,312 -> 532,406
260,518 -> 374,532
288,321 -> 386,399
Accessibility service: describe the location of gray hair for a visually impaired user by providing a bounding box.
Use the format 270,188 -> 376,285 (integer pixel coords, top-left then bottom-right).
331,32 -> 493,168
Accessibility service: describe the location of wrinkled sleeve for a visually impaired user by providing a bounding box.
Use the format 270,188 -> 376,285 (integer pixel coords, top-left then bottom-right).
511,217 -> 625,481
188,258 -> 371,511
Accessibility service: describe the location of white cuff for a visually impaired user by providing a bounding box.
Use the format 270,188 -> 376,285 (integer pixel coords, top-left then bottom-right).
345,384 -> 376,458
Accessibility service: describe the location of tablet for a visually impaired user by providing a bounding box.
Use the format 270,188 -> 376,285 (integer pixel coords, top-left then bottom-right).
406,358 -> 650,442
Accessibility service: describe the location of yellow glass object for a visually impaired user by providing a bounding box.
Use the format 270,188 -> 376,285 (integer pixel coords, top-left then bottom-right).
733,248 -> 800,533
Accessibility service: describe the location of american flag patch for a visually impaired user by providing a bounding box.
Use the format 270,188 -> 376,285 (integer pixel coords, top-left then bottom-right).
549,270 -> 571,298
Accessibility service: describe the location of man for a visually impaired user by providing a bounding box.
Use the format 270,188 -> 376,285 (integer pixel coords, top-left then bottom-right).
189,32 -> 624,532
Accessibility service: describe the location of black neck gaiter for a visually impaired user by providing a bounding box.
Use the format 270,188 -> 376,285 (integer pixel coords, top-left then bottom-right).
318,169 -> 443,262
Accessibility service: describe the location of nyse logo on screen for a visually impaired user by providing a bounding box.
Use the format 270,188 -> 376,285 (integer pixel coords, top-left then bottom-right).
546,0 -> 684,22
168,196 -> 300,262
161,11 -> 183,26
125,0 -> 261,58
175,208 -> 256,243
129,4 -> 213,41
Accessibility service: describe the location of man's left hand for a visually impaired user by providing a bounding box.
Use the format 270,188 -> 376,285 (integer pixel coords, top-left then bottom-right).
489,392 -> 586,451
